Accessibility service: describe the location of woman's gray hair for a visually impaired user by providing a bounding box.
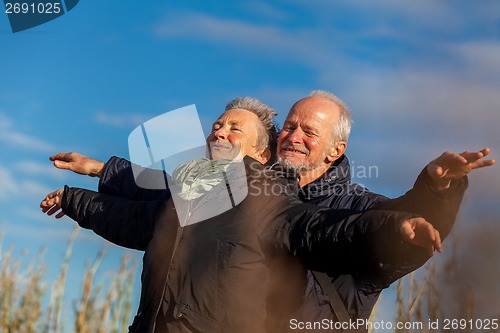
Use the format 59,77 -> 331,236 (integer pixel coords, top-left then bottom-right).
225,97 -> 279,164
308,90 -> 352,144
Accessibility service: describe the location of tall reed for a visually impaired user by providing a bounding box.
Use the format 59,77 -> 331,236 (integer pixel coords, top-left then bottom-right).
0,227 -> 137,333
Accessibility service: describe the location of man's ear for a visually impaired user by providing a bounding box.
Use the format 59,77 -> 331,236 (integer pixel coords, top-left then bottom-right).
325,141 -> 346,163
256,147 -> 272,165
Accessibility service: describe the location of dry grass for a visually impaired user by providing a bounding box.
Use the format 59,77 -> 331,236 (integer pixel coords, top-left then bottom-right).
372,224 -> 498,333
5,219 -> 497,333
0,227 -> 137,333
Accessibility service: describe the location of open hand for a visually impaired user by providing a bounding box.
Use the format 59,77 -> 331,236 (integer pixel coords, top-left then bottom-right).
400,217 -> 442,256
40,188 -> 65,219
50,152 -> 105,177
427,148 -> 495,190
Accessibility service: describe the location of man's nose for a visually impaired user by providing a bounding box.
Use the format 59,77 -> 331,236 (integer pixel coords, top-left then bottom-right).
287,128 -> 304,144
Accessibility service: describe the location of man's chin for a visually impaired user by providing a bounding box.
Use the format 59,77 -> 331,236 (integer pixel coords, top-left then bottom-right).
278,157 -> 323,173
278,157 -> 304,171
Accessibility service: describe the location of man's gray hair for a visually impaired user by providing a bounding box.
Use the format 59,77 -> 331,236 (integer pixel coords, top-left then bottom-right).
225,97 -> 279,164
308,90 -> 352,144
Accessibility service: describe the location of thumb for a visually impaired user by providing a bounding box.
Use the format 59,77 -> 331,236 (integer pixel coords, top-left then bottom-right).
53,159 -> 71,170
400,221 -> 416,241
433,165 -> 444,177
430,163 -> 445,178
427,162 -> 443,179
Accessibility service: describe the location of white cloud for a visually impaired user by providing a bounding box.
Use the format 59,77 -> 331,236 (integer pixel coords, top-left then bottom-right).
20,181 -> 53,199
242,2 -> 291,22
0,113 -> 13,129
344,67 -> 500,138
449,40 -> 500,78
292,0 -> 482,35
18,207 -> 57,222
341,65 -> 499,163
15,161 -> 68,181
0,164 -> 54,201
0,114 -> 56,153
151,3 -> 500,90
150,6 -> 500,203
95,112 -> 150,128
153,11 -> 335,68
1,221 -> 101,245
0,131 -> 56,153
0,166 -> 18,199
151,7 -> 500,95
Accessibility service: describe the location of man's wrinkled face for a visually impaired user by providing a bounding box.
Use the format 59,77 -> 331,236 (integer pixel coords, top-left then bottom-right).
206,109 -> 263,161
277,96 -> 340,172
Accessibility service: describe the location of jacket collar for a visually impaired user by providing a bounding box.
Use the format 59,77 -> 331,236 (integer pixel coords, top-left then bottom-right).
269,154 -> 352,200
298,154 -> 351,200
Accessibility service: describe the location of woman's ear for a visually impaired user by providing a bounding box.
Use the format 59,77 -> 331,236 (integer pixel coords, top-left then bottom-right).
256,147 -> 272,165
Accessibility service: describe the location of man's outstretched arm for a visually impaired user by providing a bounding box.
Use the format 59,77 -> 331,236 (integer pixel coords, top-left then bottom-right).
373,147 -> 494,238
264,196 -> 441,272
426,147 -> 494,189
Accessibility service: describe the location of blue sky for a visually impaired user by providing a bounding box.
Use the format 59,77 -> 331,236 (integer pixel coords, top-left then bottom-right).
1,0 -> 499,329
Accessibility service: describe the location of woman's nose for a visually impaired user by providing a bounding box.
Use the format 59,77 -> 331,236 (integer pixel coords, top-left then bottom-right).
214,127 -> 228,140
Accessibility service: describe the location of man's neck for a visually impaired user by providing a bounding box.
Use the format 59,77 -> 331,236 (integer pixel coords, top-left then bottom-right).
298,163 -> 332,187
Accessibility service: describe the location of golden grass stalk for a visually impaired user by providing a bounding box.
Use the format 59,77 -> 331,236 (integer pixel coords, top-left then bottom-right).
75,246 -> 107,333
46,226 -> 79,333
0,228 -> 137,333
11,248 -> 47,333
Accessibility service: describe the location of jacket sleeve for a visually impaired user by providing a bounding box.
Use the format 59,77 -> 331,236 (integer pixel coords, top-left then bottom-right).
262,187 -> 426,274
292,208 -> 428,271
61,185 -> 165,251
98,156 -> 171,201
371,168 -> 468,239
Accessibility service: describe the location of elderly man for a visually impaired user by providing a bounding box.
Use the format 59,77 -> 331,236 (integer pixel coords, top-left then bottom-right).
274,90 -> 495,330
41,97 -> 441,333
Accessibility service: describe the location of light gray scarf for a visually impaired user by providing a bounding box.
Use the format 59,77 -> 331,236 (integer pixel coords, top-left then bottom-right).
172,158 -> 235,200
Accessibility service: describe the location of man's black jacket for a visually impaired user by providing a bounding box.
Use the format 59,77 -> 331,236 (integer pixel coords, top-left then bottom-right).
280,154 -> 467,331
61,157 -> 427,333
